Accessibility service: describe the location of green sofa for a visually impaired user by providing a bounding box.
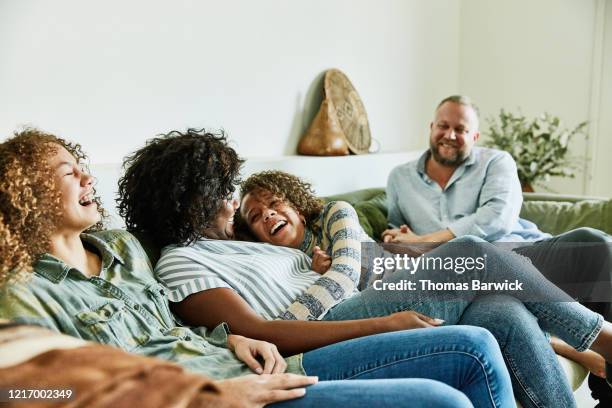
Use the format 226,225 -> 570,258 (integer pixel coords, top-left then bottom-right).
325,188 -> 612,240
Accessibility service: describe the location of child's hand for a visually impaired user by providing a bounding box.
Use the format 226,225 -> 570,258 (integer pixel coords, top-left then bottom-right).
311,246 -> 331,274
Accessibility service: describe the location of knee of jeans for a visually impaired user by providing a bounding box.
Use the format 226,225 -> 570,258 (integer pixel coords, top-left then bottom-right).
455,325 -> 500,355
570,227 -> 611,243
421,381 -> 473,408
461,296 -> 538,339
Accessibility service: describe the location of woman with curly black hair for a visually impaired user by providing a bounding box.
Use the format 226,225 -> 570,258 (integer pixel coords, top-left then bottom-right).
143,132 -> 612,407
118,128 -> 243,248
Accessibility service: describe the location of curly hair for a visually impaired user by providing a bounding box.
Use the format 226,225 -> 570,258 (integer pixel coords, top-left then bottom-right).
239,171 -> 324,230
0,214 -> 31,287
117,128 -> 244,247
0,128 -> 105,287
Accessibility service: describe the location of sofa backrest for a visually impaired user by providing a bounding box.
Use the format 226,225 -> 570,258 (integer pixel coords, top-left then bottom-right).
521,193 -> 612,236
324,189 -> 612,240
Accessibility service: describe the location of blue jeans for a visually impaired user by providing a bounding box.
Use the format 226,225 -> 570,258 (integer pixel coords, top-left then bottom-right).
297,326 -> 514,408
272,378 -> 473,408
324,236 -> 605,408
514,227 -> 612,320
514,227 -> 612,404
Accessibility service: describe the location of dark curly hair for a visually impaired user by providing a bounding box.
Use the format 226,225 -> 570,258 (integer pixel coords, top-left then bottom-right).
239,171 -> 324,233
0,128 -> 105,287
117,129 -> 244,247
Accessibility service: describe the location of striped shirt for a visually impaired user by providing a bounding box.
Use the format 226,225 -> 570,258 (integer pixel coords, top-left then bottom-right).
283,201 -> 369,320
155,201 -> 367,321
156,240 -> 322,320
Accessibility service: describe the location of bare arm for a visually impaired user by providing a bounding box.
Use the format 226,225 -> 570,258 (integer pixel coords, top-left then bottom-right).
550,336 -> 606,378
171,288 -> 440,356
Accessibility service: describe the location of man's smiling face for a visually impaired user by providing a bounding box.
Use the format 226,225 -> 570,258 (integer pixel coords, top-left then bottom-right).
429,101 -> 480,167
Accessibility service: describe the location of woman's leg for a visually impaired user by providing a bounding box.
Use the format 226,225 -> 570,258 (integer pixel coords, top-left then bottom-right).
327,236 -> 604,354
271,379 -> 473,408
458,295 -> 576,408
300,326 -> 514,408
512,227 -> 612,405
512,227 -> 611,320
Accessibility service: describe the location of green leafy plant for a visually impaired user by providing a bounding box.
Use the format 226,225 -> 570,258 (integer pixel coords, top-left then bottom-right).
484,110 -> 588,189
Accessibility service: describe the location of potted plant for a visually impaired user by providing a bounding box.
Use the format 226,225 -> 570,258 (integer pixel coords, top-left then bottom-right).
484,110 -> 588,191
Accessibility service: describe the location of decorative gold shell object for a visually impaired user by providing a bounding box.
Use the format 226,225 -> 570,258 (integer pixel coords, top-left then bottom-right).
298,69 -> 372,156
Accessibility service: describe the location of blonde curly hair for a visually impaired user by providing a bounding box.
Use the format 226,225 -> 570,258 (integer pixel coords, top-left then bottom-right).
0,213 -> 31,286
239,171 -> 324,231
0,128 -> 105,287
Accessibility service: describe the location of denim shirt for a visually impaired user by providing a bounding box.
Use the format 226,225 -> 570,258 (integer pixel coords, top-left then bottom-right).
0,230 -> 304,379
387,147 -> 550,242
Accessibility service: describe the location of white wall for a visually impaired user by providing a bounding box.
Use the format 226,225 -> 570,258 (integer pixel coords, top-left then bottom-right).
2,0 -> 608,197
458,0 -> 607,195
0,0 -> 460,163
588,0 -> 612,197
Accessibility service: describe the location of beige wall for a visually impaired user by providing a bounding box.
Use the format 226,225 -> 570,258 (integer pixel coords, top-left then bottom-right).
589,0 -> 612,197
458,0 -> 605,195
1,0 -> 608,196
0,0 -> 460,162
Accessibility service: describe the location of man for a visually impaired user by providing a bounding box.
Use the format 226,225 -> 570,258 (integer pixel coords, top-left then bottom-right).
382,95 -> 546,243
382,95 -> 612,403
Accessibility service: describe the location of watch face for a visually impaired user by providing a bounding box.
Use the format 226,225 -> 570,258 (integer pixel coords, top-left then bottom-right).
325,69 -> 372,154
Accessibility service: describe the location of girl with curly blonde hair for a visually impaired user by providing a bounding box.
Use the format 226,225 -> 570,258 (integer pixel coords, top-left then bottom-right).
0,129 -> 104,287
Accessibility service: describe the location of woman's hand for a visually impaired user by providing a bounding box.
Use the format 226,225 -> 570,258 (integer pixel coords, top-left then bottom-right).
228,334 -> 287,374
382,311 -> 444,331
215,373 -> 319,408
311,246 -> 332,274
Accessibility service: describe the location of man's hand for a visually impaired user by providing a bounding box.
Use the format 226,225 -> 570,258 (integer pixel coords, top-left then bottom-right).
382,226 -> 455,245
382,225 -> 422,243
215,373 -> 318,408
311,246 -> 332,274
227,334 -> 287,374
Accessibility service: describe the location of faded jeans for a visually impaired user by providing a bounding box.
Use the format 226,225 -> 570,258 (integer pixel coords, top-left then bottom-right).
323,236 -> 605,408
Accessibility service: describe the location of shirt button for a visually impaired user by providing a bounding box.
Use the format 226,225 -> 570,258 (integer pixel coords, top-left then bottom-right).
185,336 -> 192,341
134,304 -> 141,311
159,289 -> 165,296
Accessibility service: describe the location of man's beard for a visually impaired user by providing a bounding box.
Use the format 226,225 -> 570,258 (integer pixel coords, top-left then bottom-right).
429,141 -> 468,167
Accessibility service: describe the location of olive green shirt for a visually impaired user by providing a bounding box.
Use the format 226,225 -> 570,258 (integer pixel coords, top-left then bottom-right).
0,230 -> 304,379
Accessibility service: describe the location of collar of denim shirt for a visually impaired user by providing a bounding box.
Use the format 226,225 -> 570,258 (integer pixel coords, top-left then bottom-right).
34,233 -> 125,283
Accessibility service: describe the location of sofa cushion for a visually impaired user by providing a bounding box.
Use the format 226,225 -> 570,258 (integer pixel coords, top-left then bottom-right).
326,189 -> 612,240
521,199 -> 612,236
325,188 -> 387,239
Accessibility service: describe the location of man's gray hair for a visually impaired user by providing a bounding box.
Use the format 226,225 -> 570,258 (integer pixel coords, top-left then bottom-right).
436,95 -> 480,119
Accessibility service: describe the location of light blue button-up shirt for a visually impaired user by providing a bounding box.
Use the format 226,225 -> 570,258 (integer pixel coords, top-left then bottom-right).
386,147 -> 550,242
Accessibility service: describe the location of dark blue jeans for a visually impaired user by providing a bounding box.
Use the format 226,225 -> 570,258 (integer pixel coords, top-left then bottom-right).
298,326 -> 514,408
